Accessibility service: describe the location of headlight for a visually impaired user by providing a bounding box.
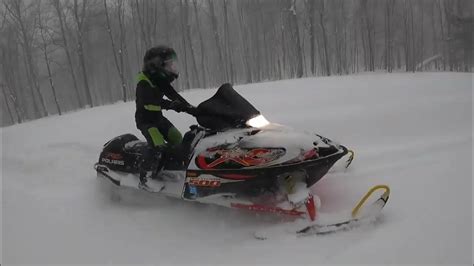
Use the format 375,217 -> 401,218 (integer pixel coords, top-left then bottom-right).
246,115 -> 270,128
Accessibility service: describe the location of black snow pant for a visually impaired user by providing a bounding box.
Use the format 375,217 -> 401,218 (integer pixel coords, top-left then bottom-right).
138,116 -> 183,174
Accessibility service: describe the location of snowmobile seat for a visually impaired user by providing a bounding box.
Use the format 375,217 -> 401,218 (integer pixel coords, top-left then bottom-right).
124,140 -> 149,154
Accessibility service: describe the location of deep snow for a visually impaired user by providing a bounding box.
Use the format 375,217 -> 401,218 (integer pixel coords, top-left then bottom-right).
1,73 -> 472,265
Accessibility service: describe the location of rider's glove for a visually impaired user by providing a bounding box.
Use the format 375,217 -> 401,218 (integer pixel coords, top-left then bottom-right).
167,100 -> 188,113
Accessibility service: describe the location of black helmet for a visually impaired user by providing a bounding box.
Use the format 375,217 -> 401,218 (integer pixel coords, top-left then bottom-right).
143,45 -> 179,82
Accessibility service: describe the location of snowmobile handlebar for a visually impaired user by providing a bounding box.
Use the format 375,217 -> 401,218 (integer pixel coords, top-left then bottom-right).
184,105 -> 200,117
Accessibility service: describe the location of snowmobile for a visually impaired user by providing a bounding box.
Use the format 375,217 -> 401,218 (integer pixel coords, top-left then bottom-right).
94,84 -> 390,238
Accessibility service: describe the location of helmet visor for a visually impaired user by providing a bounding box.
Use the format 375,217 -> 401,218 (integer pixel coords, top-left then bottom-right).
163,57 -> 179,77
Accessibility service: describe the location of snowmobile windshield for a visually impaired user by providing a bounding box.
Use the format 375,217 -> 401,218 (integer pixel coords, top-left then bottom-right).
195,84 -> 260,131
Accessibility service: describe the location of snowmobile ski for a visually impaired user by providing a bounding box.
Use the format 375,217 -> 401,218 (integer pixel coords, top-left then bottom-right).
254,185 -> 390,239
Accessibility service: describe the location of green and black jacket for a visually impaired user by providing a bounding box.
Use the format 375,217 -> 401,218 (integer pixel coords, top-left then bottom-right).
134,72 -> 188,127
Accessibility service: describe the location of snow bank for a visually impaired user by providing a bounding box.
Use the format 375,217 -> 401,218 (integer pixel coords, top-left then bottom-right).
2,73 -> 472,264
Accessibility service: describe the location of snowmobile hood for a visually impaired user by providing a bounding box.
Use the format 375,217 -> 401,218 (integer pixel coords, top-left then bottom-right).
192,123 -> 343,167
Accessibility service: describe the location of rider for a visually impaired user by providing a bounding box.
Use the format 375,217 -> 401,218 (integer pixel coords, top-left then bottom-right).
135,45 -> 194,187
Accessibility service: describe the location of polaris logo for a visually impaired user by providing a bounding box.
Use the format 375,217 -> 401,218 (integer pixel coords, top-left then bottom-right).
101,158 -> 125,166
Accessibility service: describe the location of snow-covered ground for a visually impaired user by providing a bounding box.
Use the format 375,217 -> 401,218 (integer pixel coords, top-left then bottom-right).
1,73 -> 472,265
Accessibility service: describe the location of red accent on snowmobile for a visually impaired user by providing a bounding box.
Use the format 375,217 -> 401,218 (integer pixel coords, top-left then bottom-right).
284,148 -> 319,164
303,149 -> 319,160
192,146 -> 348,186
220,174 -> 256,180
196,147 -> 285,170
105,152 -> 124,160
305,194 -> 317,221
230,203 -> 306,217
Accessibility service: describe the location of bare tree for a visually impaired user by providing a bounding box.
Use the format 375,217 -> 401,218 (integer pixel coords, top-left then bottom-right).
161,0 -> 171,45
237,0 -> 253,83
72,0 -> 93,107
409,0 -> 416,72
179,0 -> 191,90
4,0 -> 48,116
104,0 -> 127,102
208,0 -> 226,83
307,0 -> 317,75
182,0 -> 200,88
1,0 -> 472,127
1,84 -> 14,124
133,0 -> 150,49
384,0 -> 394,72
116,0 -> 131,99
223,0 -> 235,84
2,82 -> 23,123
0,22 -> 24,123
257,0 -> 272,80
333,0 -> 348,75
0,15 -> 24,124
279,3 -> 289,79
287,0 -> 303,78
51,0 -> 82,108
193,0 -> 208,88
318,0 -> 331,76
361,0 -> 375,72
249,0 -> 262,81
430,0 -> 440,70
37,0 -> 61,115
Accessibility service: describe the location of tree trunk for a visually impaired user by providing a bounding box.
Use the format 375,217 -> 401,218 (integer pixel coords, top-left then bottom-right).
430,1 -> 439,70
208,0 -> 226,83
287,0 -> 303,78
224,0 -> 235,84
0,33 -> 24,122
409,0 -> 416,72
341,0 -> 348,74
183,0 -> 200,88
193,0 -> 207,88
403,0 -> 410,71
130,0 -> 143,68
238,1 -> 252,83
152,0 -> 159,43
5,81 -> 23,123
419,1 -> 425,71
38,1 -> 61,115
249,1 -> 262,81
116,0 -> 130,99
134,0 -> 150,48
51,0 -> 82,108
104,0 -> 127,102
318,0 -> 331,76
436,0 -> 447,70
307,0 -> 316,75
257,0 -> 271,79
179,0 -> 190,90
162,0 -> 171,45
385,0 -> 391,72
73,0 -> 94,107
335,1 -> 343,75
5,0 -> 48,117
1,84 -> 15,123
362,0 -> 375,72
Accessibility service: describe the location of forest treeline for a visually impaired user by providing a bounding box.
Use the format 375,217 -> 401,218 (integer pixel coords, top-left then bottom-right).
1,0 -> 472,126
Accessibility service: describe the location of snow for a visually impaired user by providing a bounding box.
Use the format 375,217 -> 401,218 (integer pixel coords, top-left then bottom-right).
2,72 -> 472,265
